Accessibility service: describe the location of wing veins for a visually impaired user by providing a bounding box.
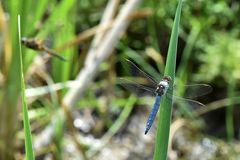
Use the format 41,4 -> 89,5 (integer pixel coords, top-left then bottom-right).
117,78 -> 156,96
124,59 -> 158,86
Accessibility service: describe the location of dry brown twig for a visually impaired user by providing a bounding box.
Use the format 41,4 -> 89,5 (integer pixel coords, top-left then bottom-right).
25,8 -> 151,80
63,0 -> 142,107
34,0 -> 143,157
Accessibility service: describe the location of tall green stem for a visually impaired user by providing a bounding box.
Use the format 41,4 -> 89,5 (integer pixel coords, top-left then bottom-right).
153,0 -> 182,159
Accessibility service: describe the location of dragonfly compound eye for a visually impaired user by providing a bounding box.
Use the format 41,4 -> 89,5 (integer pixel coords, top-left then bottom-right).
163,75 -> 172,83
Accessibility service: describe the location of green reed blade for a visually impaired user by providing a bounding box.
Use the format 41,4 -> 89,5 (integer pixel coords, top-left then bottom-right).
18,15 -> 35,160
153,0 -> 182,159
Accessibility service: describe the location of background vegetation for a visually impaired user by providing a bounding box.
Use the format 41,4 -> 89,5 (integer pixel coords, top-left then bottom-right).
0,0 -> 239,159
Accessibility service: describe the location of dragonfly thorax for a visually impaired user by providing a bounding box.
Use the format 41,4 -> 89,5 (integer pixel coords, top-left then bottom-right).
155,80 -> 169,96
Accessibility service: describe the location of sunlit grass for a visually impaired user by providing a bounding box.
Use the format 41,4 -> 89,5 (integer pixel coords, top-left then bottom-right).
18,15 -> 35,160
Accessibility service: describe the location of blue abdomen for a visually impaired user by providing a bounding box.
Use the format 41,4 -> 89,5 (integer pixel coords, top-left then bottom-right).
145,96 -> 161,134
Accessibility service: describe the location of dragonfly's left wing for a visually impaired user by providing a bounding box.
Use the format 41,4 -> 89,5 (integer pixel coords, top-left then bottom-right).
122,59 -> 159,88
116,78 -> 156,97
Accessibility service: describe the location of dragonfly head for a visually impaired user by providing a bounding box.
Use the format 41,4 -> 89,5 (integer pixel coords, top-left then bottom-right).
162,75 -> 172,83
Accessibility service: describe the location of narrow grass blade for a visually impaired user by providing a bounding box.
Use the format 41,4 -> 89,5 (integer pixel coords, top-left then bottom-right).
226,79 -> 236,141
153,0 -> 183,160
88,95 -> 137,158
18,15 -> 35,160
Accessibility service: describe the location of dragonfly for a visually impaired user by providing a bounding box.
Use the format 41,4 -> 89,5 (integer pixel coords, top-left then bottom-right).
21,37 -> 67,61
117,59 -> 212,134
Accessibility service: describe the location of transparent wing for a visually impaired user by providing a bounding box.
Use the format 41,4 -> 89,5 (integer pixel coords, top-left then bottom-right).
43,47 -> 67,61
122,59 -> 158,88
116,78 -> 156,97
172,84 -> 212,98
166,93 -> 207,109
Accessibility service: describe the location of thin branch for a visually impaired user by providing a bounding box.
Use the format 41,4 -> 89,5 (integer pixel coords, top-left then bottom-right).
63,0 -> 142,108
34,0 -> 142,153
85,0 -> 120,65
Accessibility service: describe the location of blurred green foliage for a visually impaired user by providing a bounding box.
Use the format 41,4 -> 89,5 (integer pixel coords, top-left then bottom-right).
195,32 -> 240,82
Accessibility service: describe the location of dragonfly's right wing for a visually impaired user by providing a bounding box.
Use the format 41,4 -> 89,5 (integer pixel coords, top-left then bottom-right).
116,78 -> 155,97
166,93 -> 207,109
166,83 -> 212,109
173,84 -> 212,98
